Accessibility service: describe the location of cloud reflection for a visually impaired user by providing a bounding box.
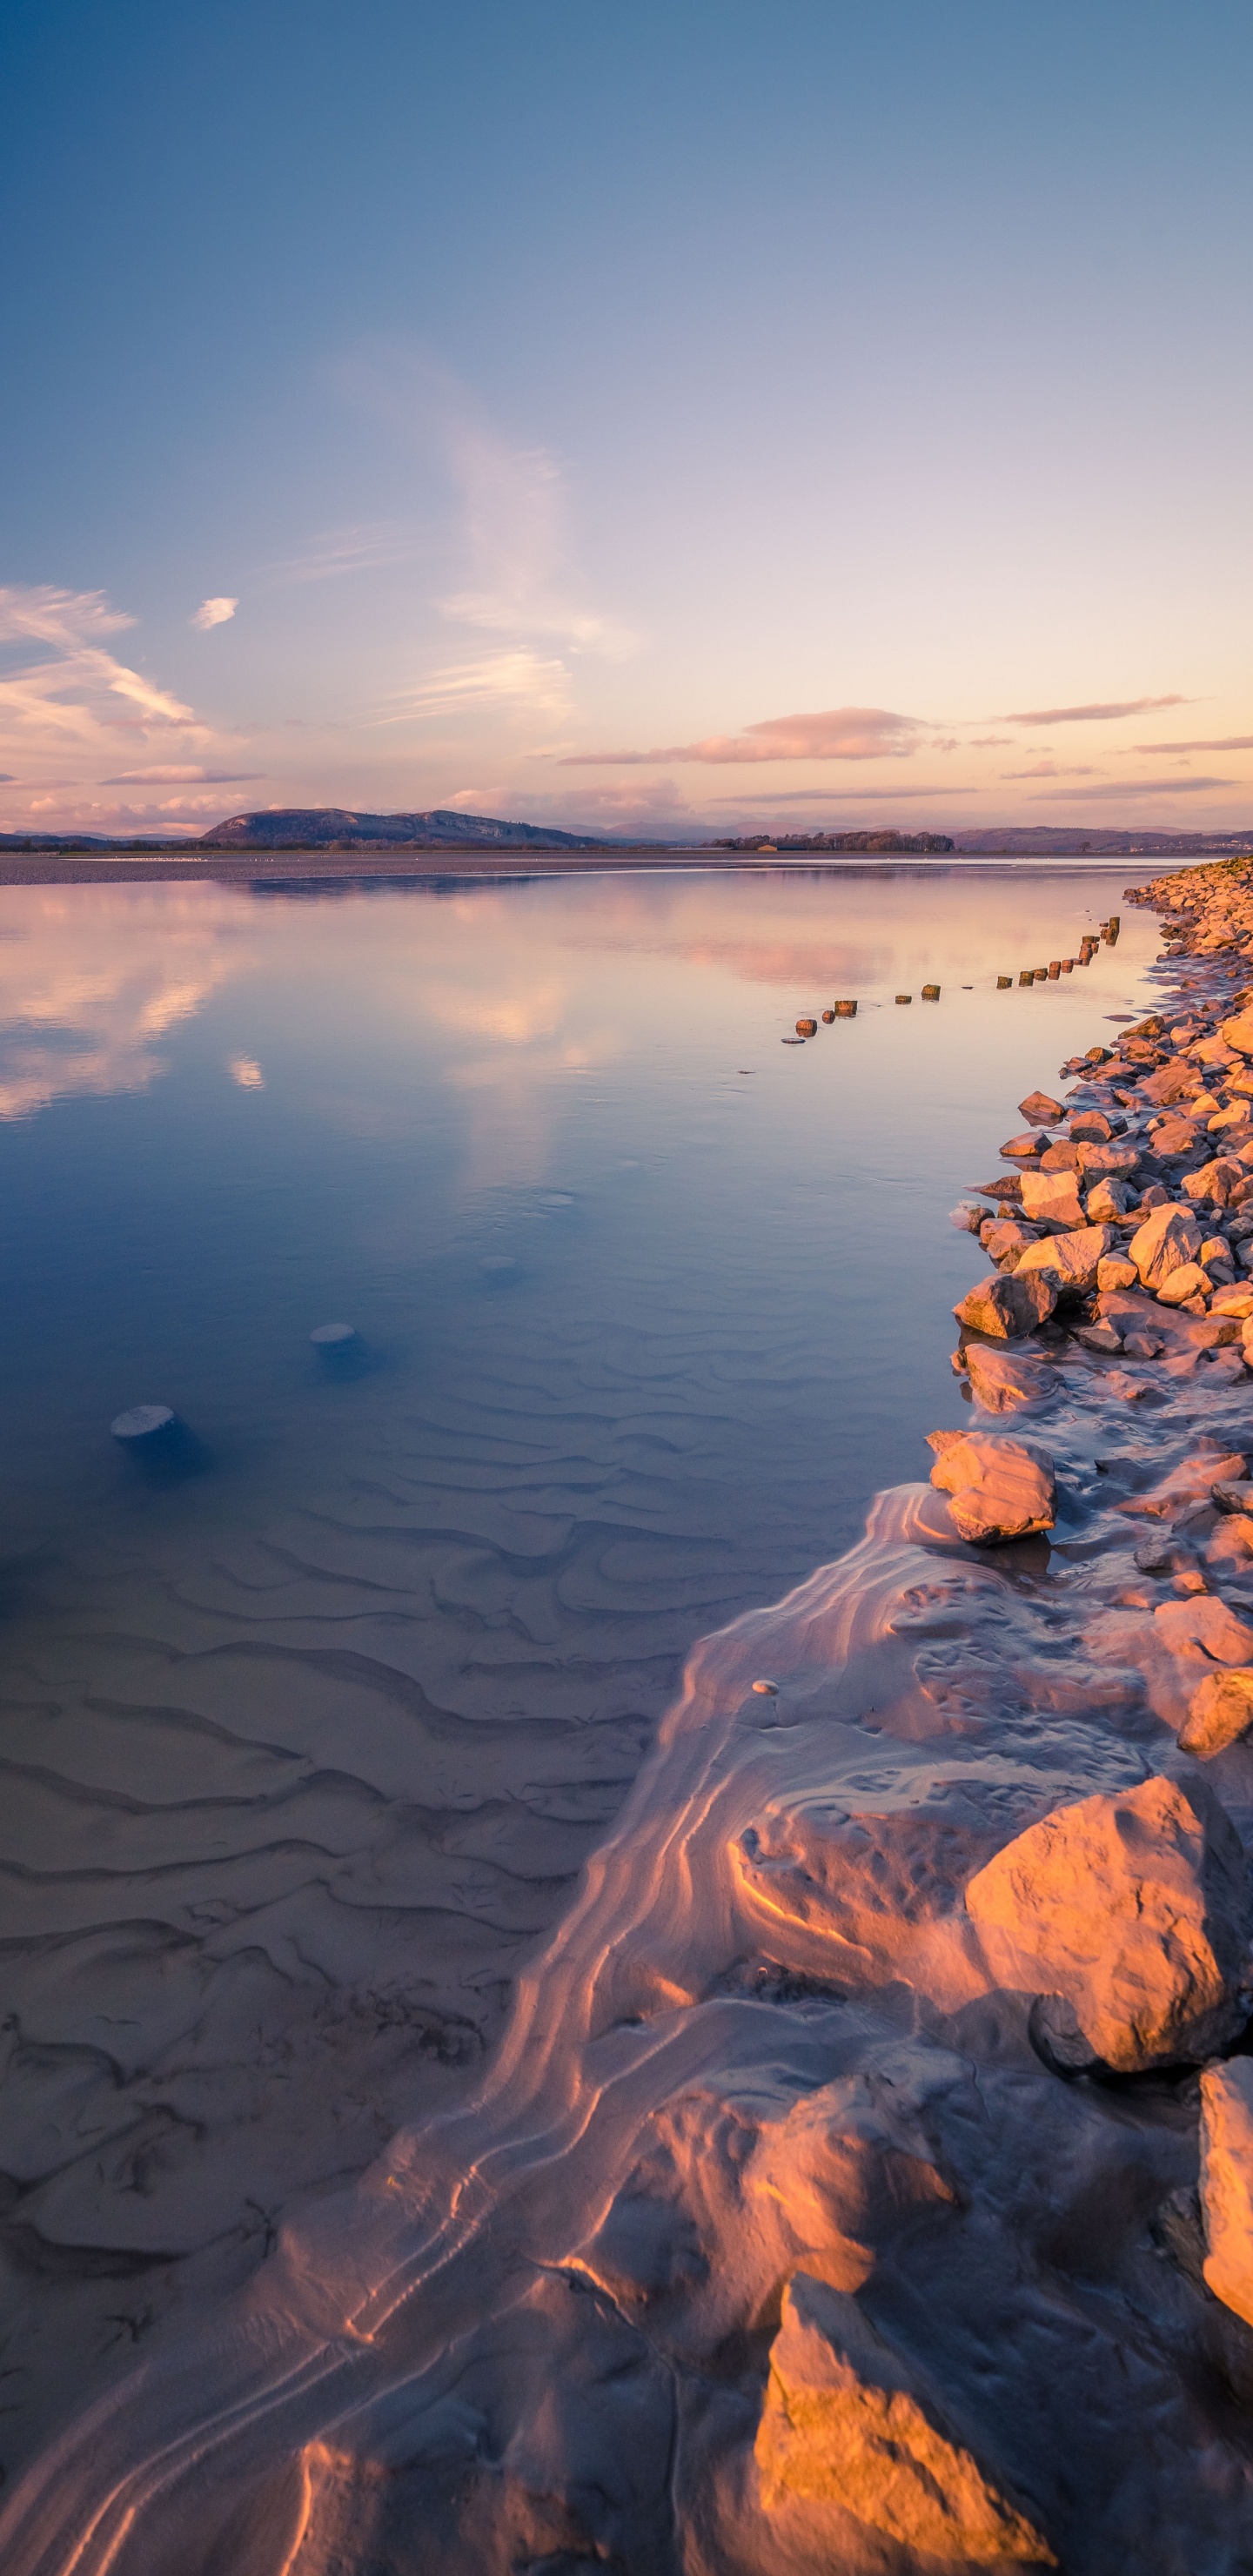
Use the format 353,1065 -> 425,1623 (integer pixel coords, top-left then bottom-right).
0,889 -> 251,1120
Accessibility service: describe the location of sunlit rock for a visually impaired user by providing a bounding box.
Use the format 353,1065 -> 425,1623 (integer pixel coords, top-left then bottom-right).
754,2273 -> 1055,2564
981,1218 -> 1042,1267
1156,1261 -> 1212,1307
1180,1667 -> 1253,1757
964,1345 -> 1054,1412
1220,1008 -> 1253,1057
1129,1202 -> 1203,1289
954,1271 -> 1057,1339
1087,1177 -> 1136,1222
1019,1168 -> 1084,1229
1200,2059 -> 1253,2327
1018,1090 -> 1062,1124
1015,1224 -> 1116,1295
966,1774 -> 1251,2073
927,1431 -> 1056,1543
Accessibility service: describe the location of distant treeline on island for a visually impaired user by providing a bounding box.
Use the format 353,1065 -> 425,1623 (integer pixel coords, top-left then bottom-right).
712,830 -> 955,854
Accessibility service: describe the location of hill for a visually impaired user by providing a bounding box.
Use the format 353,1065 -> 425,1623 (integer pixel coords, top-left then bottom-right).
199,807 -> 608,850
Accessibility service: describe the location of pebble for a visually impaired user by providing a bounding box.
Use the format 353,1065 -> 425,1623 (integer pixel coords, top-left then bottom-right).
111,1404 -> 176,1445
310,1322 -> 358,1347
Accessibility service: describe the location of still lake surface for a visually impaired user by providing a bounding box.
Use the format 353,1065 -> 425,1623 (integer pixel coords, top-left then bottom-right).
0,862 -> 1161,2468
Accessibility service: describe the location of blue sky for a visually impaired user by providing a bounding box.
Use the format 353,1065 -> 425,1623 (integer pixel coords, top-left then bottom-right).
2,0 -> 1250,837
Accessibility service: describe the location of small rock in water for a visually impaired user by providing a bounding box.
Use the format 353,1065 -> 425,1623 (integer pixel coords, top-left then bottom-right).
1180,1667 -> 1253,1757
1200,2060 -> 1253,2328
964,1345 -> 1054,1412
927,1429 -> 1056,1542
1075,1323 -> 1123,1354
966,1773 -> 1251,2073
1068,1110 -> 1113,1142
821,1008 -> 835,1023
895,992 -> 912,1005
921,983 -> 941,1001
310,1321 -> 358,1347
795,1017 -> 818,1036
833,998 -> 857,1016
111,1403 -> 176,1445
949,1201 -> 986,1233
1001,1130 -> 1049,1162
1019,1090 -> 1062,1124
751,1679 -> 779,1696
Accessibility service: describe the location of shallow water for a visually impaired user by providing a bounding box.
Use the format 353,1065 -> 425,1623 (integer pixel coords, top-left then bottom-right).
0,862 -> 1161,2474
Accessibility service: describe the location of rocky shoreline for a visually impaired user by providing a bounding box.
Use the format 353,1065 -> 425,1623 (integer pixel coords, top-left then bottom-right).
8,862 -> 1253,2573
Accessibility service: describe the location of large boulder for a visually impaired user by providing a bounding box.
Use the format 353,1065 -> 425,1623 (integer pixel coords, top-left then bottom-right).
1220,1008 -> 1253,1057
1128,1202 -> 1203,1291
1019,1168 -> 1084,1229
927,1432 -> 1056,1542
1015,1224 -> 1116,1296
954,1272 -> 1057,1340
965,1774 -> 1252,2072
755,2273 -> 1055,2564
1200,2060 -> 1253,2328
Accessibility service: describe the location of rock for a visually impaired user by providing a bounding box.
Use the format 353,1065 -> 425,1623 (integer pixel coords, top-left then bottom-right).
971,1174 -> 1025,1202
795,1018 -> 818,1037
1019,1090 -> 1062,1124
1019,1168 -> 1085,1229
1212,1287 -> 1253,1318
1096,1253 -> 1139,1291
1075,1323 -> 1122,1354
1077,1141 -> 1140,1177
964,1345 -> 1054,1412
927,1432 -> 1056,1543
1180,1668 -> 1253,1756
1183,1157 -> 1245,1208
1149,1114 -> 1203,1157
111,1402 -> 176,1445
953,1272 -> 1057,1339
1069,1110 -> 1112,1142
1129,1202 -> 1203,1290
1015,1224 -> 1116,1296
965,1774 -> 1252,2073
949,1202 -> 987,1233
1086,1177 -> 1136,1222
980,1218 -> 1042,1265
1140,1061 -> 1203,1106
309,1321 -> 358,1347
1156,1262 -> 1211,1308
1200,2061 -> 1253,2328
1214,1479 -> 1253,1513
1118,1446 -> 1248,1519
754,2273 -> 1055,2565
1220,1008 -> 1253,1057
1000,1131 -> 1048,1162
1038,1140 -> 1079,1171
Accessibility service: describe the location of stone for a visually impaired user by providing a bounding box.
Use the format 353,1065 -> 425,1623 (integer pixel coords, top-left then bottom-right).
1119,1447 -> 1248,1519
1019,1168 -> 1084,1229
1213,1480 -> 1253,1513
953,1272 -> 1057,1339
795,1018 -> 818,1037
1069,1110 -> 1112,1142
1156,1263 -> 1211,1308
111,1402 -> 177,1446
1129,1202 -> 1203,1290
1200,1235 -> 1233,1270
964,1345 -> 1054,1412
1015,1224 -> 1115,1296
980,1219 -> 1041,1265
1077,1141 -> 1140,1177
1200,2061 -> 1253,2329
1148,1114 -> 1202,1157
1096,1253 -> 1139,1291
1018,1090 -> 1062,1124
1183,1157 -> 1244,1208
1086,1177 -> 1136,1223
949,1202 -> 986,1233
1211,1286 -> 1253,1319
1038,1141 -> 1079,1171
965,1773 -> 1252,2073
970,1174 -> 1024,1203
1220,1008 -> 1253,1056
1000,1131 -> 1048,1162
1140,1060 -> 1203,1106
927,1431 -> 1056,1542
1180,1667 -> 1253,1757
755,2273 -> 1055,2566
1075,1323 -> 1122,1354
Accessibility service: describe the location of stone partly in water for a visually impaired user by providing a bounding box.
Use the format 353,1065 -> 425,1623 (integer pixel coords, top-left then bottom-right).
953,1271 -> 1057,1339
1018,1168 -> 1085,1229
926,1431 -> 1056,1543
1018,1090 -> 1062,1124
964,1345 -> 1055,1413
1179,1667 -> 1253,1757
981,1219 -> 1042,1266
965,1774 -> 1252,2074
755,2273 -> 1055,2566
1000,1132 -> 1049,1163
1199,2060 -> 1253,2330
1128,1202 -> 1203,1291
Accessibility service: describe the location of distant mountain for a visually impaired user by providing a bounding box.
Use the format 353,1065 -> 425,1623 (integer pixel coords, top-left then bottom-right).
199,807 -> 609,850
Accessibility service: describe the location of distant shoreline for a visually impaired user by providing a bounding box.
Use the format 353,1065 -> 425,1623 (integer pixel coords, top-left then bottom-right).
0,844 -> 1230,889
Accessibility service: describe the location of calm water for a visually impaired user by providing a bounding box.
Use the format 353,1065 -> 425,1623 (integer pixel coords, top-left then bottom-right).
0,862 -> 1161,2468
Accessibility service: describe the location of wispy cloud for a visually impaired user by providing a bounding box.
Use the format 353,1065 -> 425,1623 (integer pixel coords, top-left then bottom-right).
1028,775 -> 1238,799
99,766 -> 265,785
258,521 -> 427,586
1131,735 -> 1253,754
373,650 -> 572,724
1000,761 -> 1099,780
0,582 -> 241,832
1001,695 -> 1187,726
192,596 -> 237,630
564,706 -> 924,767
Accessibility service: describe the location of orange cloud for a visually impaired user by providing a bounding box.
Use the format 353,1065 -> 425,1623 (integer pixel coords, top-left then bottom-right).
1001,695 -> 1187,726
563,706 -> 923,766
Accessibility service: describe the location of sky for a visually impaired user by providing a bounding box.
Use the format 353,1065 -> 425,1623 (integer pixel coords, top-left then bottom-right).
1,0 -> 1250,843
